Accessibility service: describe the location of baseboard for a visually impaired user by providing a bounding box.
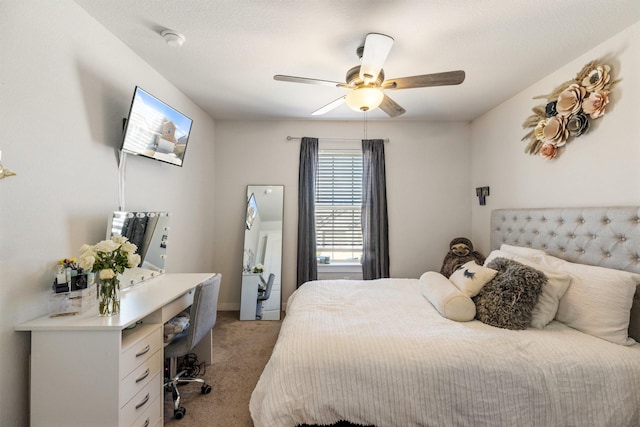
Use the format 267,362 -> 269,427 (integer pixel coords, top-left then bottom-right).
218,302 -> 240,311
218,302 -> 287,314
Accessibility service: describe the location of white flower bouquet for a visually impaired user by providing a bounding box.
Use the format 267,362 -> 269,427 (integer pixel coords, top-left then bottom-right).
79,236 -> 141,316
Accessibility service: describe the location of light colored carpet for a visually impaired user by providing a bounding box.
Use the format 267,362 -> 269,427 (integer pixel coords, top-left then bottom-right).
164,310 -> 282,426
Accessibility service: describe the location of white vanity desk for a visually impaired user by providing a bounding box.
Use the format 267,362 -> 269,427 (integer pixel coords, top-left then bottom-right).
16,272 -> 217,427
240,272 -> 262,320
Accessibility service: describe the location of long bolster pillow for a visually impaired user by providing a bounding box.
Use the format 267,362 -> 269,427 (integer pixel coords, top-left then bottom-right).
420,271 -> 476,321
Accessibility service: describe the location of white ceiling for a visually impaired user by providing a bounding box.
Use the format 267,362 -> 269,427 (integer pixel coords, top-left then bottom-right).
74,0 -> 640,122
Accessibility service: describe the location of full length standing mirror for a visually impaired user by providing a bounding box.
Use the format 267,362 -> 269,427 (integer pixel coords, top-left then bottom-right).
240,185 -> 284,320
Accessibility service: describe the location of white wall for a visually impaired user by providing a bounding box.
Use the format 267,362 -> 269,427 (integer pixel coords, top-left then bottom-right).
0,1 -> 217,425
470,22 -> 640,254
213,120 -> 471,310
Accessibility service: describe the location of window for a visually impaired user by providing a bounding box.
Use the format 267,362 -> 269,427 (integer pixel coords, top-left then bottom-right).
315,149 -> 363,264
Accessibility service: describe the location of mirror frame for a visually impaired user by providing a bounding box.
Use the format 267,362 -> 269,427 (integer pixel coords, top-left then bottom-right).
107,211 -> 170,288
240,185 -> 284,320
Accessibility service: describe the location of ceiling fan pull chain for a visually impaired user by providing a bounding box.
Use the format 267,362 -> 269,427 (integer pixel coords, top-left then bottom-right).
363,111 -> 368,140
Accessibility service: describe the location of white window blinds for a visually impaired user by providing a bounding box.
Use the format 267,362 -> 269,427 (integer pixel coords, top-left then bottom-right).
315,150 -> 363,263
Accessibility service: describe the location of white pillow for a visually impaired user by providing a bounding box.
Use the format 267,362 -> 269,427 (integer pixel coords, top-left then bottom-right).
500,244 -> 546,259
483,249 -> 515,266
449,261 -> 498,297
538,254 -> 640,345
420,272 -> 476,321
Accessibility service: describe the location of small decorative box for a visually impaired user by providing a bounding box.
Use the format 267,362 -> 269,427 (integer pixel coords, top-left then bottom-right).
48,285 -> 97,317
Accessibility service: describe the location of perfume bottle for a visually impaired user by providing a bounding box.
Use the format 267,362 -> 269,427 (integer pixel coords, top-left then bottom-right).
56,265 -> 66,285
65,267 -> 72,285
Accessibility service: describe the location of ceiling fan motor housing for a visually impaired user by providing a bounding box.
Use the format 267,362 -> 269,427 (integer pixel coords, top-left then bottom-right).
346,65 -> 384,87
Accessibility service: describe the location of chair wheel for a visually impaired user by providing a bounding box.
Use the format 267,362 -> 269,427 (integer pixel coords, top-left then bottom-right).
174,406 -> 186,419
201,384 -> 212,394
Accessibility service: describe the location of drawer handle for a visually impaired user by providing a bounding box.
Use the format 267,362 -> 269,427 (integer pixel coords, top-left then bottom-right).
135,344 -> 151,358
135,393 -> 150,410
141,417 -> 150,427
135,368 -> 150,383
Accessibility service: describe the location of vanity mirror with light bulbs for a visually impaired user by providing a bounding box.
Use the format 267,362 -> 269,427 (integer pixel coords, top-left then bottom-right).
107,210 -> 170,288
240,185 -> 284,320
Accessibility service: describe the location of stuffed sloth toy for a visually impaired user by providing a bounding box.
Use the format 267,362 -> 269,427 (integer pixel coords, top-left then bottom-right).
439,237 -> 486,278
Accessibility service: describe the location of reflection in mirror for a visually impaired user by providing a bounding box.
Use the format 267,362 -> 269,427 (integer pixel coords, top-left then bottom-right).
107,211 -> 170,288
240,186 -> 283,321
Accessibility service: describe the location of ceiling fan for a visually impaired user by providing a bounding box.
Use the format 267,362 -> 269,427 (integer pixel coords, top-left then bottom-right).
274,33 -> 465,117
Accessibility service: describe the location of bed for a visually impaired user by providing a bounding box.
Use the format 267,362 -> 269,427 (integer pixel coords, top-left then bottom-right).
250,207 -> 640,427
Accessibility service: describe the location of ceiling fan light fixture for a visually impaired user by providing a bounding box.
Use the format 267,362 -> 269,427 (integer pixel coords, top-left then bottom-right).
345,87 -> 384,112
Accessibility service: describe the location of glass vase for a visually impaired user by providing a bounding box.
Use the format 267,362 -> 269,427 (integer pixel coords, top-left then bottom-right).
98,276 -> 120,316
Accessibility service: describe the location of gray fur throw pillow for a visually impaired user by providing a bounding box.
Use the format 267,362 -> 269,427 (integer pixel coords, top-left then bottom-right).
472,257 -> 547,330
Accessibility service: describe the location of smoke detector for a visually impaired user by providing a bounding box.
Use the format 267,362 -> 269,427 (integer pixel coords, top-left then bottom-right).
161,30 -> 185,47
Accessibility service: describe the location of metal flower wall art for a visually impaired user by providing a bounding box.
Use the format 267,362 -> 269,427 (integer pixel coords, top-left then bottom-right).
0,150 -> 16,180
522,60 -> 617,160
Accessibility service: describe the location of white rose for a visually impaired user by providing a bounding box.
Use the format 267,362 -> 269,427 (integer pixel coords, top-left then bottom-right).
127,253 -> 141,268
94,239 -> 120,253
79,244 -> 95,256
99,269 -> 115,280
79,254 -> 96,271
112,235 -> 128,245
121,241 -> 137,254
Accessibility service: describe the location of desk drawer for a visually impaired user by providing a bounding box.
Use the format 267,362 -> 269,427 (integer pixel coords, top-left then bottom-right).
162,289 -> 195,323
120,372 -> 161,426
120,350 -> 162,408
129,393 -> 162,427
121,325 -> 162,380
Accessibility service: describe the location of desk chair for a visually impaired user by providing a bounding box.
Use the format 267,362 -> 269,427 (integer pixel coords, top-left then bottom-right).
256,273 -> 275,320
164,274 -> 221,419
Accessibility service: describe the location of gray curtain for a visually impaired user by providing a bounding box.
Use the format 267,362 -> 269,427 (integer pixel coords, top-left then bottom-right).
361,139 -> 390,280
296,137 -> 318,288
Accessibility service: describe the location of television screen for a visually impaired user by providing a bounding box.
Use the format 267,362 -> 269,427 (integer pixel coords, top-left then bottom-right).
246,193 -> 258,230
121,86 -> 193,167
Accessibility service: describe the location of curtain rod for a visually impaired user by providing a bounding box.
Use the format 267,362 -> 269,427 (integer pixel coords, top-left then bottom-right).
286,136 -> 389,143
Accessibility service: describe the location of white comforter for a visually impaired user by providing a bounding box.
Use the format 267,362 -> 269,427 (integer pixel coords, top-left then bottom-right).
250,279 -> 640,427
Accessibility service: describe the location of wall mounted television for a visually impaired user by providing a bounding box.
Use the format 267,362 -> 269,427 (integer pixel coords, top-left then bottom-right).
121,86 -> 193,167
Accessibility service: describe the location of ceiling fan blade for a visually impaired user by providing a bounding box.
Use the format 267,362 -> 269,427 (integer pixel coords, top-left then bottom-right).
383,70 -> 465,90
274,74 -> 344,88
379,94 -> 406,118
311,96 -> 346,116
359,33 -> 394,84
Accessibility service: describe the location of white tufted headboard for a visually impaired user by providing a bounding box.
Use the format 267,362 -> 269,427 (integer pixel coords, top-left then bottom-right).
490,206 -> 640,341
